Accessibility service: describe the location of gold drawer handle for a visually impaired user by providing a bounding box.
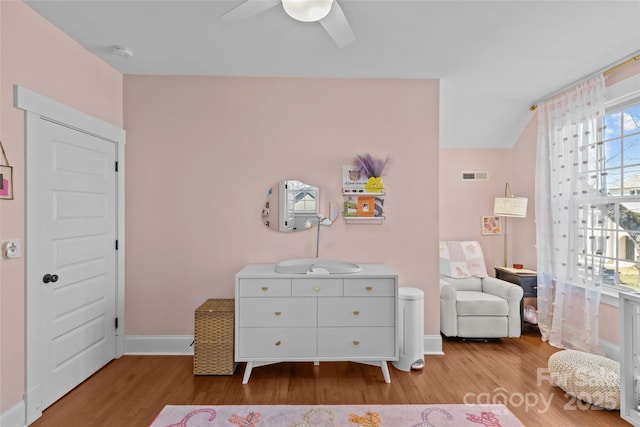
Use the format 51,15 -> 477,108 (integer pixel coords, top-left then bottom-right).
314,286 -> 321,292
275,341 -> 281,346
366,286 -> 373,291
353,310 -> 360,316
261,287 -> 269,291
274,311 -> 282,316
353,340 -> 360,346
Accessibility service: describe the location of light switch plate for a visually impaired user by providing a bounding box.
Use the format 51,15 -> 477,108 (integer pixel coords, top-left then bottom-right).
0,239 -> 22,260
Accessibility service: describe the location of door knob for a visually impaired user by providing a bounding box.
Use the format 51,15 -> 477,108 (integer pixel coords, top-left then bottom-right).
42,274 -> 59,284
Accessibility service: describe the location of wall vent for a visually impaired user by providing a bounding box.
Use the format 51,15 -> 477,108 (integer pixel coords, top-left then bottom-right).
461,171 -> 489,181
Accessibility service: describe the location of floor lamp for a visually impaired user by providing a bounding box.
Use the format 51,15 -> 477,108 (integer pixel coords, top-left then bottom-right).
494,183 -> 528,267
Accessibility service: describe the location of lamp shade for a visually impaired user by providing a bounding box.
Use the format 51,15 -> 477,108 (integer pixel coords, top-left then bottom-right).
494,197 -> 528,218
282,0 -> 333,22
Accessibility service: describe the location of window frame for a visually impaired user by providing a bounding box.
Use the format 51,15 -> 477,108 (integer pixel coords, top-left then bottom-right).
570,75 -> 640,300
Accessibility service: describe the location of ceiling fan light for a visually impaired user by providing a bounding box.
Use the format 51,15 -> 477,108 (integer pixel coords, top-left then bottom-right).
282,0 -> 333,22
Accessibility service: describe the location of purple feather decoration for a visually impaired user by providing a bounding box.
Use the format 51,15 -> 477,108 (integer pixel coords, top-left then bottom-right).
353,154 -> 387,178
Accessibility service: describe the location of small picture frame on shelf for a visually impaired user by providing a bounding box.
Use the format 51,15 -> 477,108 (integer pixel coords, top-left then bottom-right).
357,196 -> 375,217
0,165 -> 13,200
482,215 -> 501,235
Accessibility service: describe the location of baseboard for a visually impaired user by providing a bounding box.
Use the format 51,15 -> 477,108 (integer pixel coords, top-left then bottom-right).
125,335 -> 194,355
0,400 -> 26,427
424,334 -> 443,355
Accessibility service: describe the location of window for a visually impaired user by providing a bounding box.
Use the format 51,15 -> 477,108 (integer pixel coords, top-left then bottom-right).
574,97 -> 640,291
285,180 -> 317,214
293,191 -> 317,212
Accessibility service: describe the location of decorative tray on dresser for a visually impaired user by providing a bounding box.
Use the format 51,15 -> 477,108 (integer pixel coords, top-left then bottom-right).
235,263 -> 398,384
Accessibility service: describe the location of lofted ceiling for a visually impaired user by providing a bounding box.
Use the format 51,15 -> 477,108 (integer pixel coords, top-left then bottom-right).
23,0 -> 640,149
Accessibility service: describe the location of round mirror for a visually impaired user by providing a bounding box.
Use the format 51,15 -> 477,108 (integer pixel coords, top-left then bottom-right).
262,180 -> 320,232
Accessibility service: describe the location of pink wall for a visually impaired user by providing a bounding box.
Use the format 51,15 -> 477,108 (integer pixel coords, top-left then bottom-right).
439,149 -> 508,269
0,1 -> 123,413
438,113 -> 538,272
123,75 -> 440,338
439,147 -> 532,270
607,58 -> 640,86
509,116 -> 538,269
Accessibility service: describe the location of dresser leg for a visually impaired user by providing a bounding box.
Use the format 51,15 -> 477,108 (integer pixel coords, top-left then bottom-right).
242,362 -> 254,384
353,360 -> 392,383
381,361 -> 391,384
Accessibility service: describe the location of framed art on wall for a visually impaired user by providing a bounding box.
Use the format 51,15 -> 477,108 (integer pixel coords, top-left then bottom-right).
482,215 -> 501,235
0,165 -> 13,200
0,140 -> 13,200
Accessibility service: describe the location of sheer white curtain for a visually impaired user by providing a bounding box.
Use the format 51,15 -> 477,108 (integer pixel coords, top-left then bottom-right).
536,75 -> 607,354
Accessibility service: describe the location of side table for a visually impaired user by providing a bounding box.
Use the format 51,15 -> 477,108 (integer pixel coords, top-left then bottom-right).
494,267 -> 537,328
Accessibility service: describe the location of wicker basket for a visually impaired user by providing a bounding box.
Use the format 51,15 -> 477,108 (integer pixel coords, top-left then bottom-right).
193,299 -> 237,375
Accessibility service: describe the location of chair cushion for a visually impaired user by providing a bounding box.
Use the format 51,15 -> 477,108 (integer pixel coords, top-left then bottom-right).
456,291 -> 508,316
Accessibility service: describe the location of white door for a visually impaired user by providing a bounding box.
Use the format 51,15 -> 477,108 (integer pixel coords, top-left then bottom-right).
35,118 -> 117,408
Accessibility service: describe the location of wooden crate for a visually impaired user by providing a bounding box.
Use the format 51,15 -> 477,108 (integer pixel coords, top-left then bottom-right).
193,299 -> 237,375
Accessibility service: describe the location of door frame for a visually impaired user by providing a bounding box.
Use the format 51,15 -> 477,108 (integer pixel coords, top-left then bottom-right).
14,85 -> 126,424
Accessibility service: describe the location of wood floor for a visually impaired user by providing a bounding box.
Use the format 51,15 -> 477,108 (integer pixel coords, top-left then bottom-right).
31,324 -> 627,426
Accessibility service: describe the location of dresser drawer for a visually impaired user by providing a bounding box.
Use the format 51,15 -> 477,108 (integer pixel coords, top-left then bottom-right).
344,278 -> 395,297
238,298 -> 316,327
238,327 -> 317,359
318,327 -> 395,358
292,278 -> 343,296
318,297 -> 395,327
238,279 -> 291,297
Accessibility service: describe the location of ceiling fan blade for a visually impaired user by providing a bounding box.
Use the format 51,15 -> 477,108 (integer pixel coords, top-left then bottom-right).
319,1 -> 355,47
221,0 -> 281,23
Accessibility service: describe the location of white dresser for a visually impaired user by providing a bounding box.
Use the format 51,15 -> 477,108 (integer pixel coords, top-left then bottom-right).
235,263 -> 398,384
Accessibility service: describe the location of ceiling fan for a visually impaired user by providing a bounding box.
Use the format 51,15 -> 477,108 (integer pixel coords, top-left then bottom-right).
221,0 -> 355,47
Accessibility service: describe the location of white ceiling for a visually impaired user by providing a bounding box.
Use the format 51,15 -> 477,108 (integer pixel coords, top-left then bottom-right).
23,0 -> 640,148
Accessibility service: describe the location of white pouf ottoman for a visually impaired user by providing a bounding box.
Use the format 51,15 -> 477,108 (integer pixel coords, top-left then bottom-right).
548,349 -> 620,410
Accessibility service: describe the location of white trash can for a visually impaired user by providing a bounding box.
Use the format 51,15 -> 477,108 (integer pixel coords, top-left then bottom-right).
392,287 -> 425,372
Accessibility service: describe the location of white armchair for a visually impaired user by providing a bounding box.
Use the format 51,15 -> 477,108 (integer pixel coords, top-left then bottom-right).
439,241 -> 524,339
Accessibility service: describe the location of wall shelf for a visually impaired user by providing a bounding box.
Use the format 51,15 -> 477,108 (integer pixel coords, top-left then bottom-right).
342,192 -> 386,223
342,191 -> 386,197
342,216 -> 385,224
342,164 -> 386,223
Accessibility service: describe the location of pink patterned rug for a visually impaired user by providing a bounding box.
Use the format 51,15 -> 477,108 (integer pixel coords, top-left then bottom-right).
150,404 -> 524,426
